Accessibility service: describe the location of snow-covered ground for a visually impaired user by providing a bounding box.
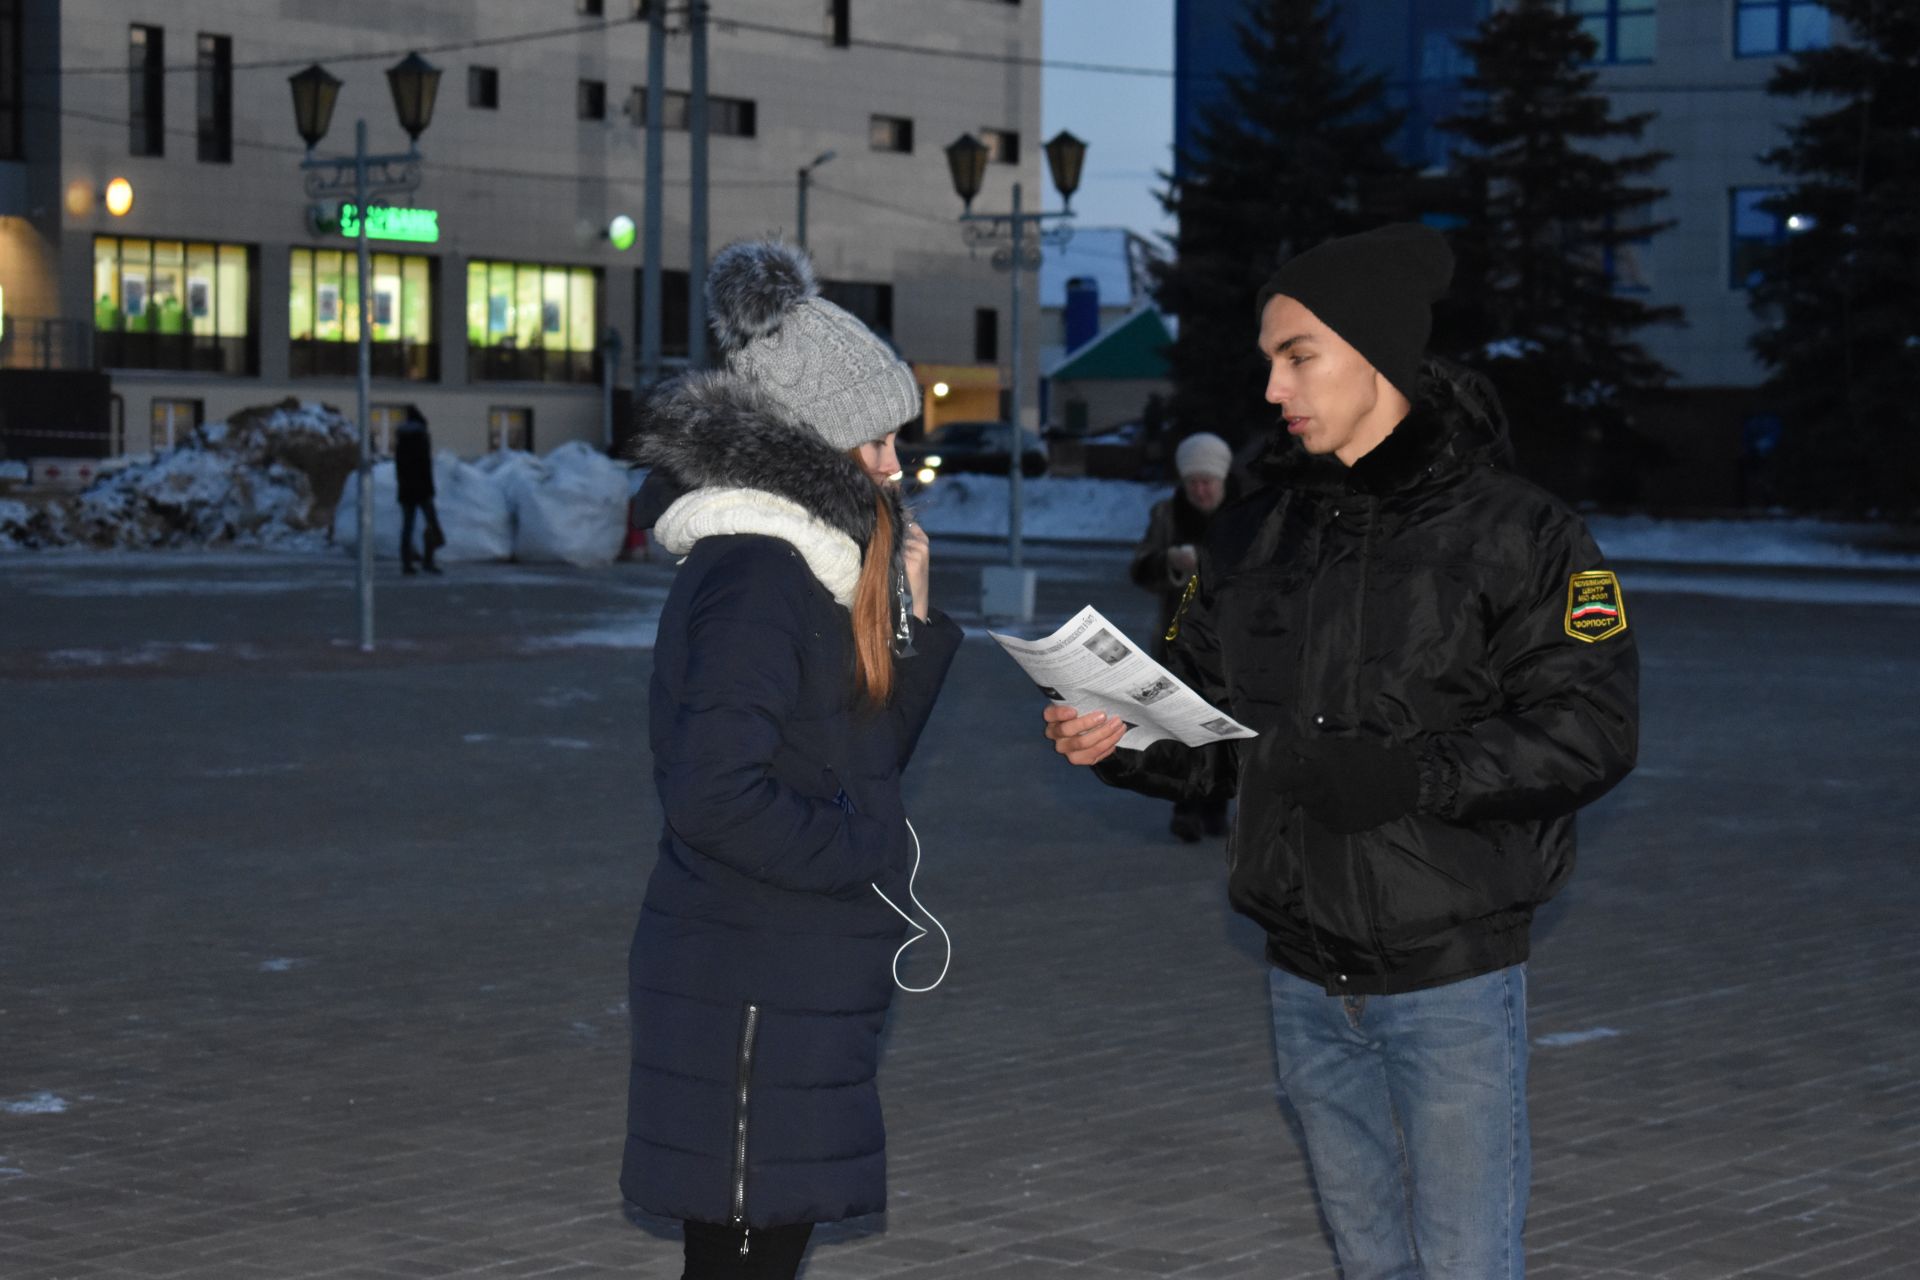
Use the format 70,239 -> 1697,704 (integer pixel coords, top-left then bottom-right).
8,449 -> 1917,581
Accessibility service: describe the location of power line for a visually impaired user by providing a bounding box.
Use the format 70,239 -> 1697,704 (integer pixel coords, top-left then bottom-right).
50,102 -> 788,191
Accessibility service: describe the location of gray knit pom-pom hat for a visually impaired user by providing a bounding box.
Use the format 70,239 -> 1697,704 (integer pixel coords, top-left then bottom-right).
706,239 -> 921,450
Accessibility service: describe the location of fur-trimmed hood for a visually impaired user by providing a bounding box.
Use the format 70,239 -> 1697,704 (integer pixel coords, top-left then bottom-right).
630,369 -> 906,609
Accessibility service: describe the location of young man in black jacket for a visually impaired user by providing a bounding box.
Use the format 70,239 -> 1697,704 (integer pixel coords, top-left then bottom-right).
1043,223 -> 1638,1278
393,407 -> 442,575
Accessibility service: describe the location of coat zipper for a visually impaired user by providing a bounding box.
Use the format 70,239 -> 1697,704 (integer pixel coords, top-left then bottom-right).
731,1001 -> 761,1254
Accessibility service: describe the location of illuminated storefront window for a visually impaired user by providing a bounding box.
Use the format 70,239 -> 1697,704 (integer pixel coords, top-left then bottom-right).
289,248 -> 436,381
94,236 -> 255,374
465,260 -> 601,383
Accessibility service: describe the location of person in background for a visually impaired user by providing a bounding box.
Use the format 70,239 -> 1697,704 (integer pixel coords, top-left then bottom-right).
1129,430 -> 1235,842
622,240 -> 962,1280
393,407 -> 442,575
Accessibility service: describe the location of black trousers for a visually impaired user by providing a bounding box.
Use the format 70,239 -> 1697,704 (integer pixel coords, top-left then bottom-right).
682,1221 -> 812,1280
399,499 -> 441,567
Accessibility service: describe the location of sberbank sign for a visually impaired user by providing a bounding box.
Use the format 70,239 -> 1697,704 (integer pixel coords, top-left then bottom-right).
338,204 -> 440,244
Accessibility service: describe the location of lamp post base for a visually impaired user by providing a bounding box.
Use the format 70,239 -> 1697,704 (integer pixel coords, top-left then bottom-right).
980,565 -> 1037,624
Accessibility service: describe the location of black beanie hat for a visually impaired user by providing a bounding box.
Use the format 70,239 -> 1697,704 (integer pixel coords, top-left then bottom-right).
1255,223 -> 1455,399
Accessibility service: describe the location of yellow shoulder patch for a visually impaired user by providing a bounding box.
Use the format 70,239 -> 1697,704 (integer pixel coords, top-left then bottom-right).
1565,570 -> 1627,643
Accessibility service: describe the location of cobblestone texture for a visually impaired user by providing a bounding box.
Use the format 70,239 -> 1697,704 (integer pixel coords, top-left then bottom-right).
1,546 -> 1915,1278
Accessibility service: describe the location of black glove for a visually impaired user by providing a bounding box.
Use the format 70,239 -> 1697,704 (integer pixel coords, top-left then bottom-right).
1283,738 -> 1421,834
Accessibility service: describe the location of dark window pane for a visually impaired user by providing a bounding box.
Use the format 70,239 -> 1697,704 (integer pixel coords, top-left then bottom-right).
197,34 -> 232,163
578,79 -> 606,120
975,308 -> 999,362
468,67 -> 499,109
1615,13 -> 1656,61
0,0 -> 22,160
1736,7 -> 1780,55
129,25 -> 164,156
1787,4 -> 1829,51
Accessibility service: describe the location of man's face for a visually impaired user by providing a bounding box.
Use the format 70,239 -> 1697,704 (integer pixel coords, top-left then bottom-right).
1258,295 -> 1396,466
1182,474 -> 1225,514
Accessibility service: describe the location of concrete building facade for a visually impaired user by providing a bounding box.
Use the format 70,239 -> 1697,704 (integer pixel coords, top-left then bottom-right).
0,0 -> 1044,460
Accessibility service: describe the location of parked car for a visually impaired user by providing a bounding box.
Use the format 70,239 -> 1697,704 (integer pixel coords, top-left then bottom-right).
899,420 -> 1048,480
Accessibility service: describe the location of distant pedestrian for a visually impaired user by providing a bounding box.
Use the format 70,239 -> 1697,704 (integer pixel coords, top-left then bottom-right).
393,407 -> 442,575
1129,431 -> 1235,842
621,240 -> 961,1280
1043,223 -> 1639,1278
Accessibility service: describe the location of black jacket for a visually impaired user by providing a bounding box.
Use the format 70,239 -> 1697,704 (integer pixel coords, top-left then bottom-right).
1129,480 -> 1236,660
393,421 -> 434,504
620,370 -> 962,1228
1097,362 -> 1639,996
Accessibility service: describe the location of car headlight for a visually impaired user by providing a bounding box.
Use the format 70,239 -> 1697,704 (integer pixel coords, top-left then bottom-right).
923,455 -> 942,469
915,467 -> 938,485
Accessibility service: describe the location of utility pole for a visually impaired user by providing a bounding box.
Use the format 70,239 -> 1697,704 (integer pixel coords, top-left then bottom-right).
687,0 -> 710,370
639,2 -> 666,387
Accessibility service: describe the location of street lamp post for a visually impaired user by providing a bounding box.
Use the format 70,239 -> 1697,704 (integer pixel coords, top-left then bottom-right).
943,130 -> 1086,622
289,54 -> 439,654
796,149 -> 836,251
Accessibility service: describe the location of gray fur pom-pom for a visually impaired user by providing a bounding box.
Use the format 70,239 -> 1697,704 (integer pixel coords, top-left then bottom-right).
707,239 -> 817,353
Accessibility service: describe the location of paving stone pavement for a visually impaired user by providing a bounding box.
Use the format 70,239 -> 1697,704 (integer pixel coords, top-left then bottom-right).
2,546 -> 1917,1279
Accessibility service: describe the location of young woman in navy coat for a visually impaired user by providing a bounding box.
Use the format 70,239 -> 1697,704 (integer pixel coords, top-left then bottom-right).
622,241 -> 962,1279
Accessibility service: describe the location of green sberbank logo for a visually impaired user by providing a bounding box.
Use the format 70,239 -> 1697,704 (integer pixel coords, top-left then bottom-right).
338,203 -> 440,243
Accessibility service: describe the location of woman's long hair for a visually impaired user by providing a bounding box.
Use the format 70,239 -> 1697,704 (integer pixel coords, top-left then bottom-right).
849,479 -> 896,707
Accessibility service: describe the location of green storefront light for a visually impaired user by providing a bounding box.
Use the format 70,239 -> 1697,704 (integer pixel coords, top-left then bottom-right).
608,214 -> 637,252
338,203 -> 441,244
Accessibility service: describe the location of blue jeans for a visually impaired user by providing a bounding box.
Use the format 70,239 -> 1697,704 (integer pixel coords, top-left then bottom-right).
1267,964 -> 1530,1280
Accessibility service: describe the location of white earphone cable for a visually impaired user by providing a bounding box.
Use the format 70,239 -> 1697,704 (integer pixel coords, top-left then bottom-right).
870,817 -> 951,994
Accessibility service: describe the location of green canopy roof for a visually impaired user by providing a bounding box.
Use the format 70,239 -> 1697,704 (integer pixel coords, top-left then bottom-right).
1048,308 -> 1173,382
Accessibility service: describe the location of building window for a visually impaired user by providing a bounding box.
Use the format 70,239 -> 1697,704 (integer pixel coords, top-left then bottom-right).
869,114 -> 913,154
94,237 -> 255,374
822,280 -> 894,339
975,307 -> 999,362
830,0 -> 851,47
980,127 -> 1019,165
711,95 -> 757,138
150,399 -> 202,453
289,248 -> 437,381
1736,0 -> 1829,56
637,268 -> 710,363
577,0 -> 604,14
197,34 -> 232,164
628,90 -> 756,137
488,406 -> 535,452
578,78 -> 607,121
0,0 -> 22,160
129,25 -> 164,156
1568,0 -> 1656,65
1730,187 -> 1788,289
1600,223 -> 1652,294
466,260 -> 601,383
469,66 -> 499,110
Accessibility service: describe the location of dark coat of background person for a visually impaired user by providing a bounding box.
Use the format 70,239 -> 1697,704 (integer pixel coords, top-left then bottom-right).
1130,478 -> 1239,660
1097,359 -> 1639,995
621,371 -> 963,1229
393,418 -> 434,505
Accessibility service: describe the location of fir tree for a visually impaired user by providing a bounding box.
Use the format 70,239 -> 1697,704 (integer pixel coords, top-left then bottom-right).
1749,0 -> 1920,515
1438,0 -> 1680,498
1152,0 -> 1407,449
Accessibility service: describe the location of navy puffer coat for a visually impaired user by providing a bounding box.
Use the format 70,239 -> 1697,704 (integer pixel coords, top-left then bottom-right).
621,370 -> 961,1229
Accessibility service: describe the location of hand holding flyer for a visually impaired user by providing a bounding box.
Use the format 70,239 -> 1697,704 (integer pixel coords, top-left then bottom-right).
990,605 -> 1257,750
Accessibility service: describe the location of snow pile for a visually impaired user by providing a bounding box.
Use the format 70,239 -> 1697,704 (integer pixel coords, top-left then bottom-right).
0,400 -> 356,551
1590,515 -> 1920,571
908,473 -> 1163,543
332,453 -> 514,562
0,460 -> 27,486
504,442 -> 629,567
